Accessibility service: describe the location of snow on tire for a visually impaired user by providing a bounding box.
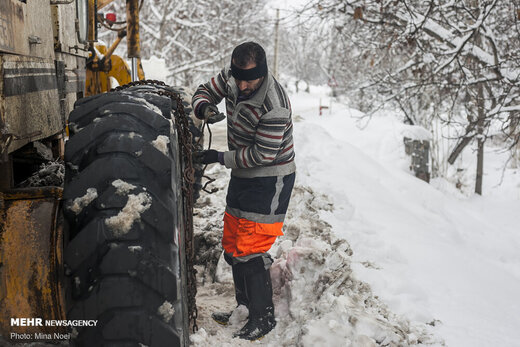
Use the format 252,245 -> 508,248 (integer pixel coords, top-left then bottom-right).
63,89 -> 189,346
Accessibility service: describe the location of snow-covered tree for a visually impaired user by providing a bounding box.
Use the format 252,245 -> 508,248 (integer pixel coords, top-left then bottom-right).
306,0 -> 520,193
276,14 -> 330,90
99,0 -> 270,87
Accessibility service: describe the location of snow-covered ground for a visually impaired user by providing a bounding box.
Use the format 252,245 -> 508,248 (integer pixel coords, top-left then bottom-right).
189,85 -> 520,346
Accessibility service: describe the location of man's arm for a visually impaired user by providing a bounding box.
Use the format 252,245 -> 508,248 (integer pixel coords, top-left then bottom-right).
223,107 -> 291,169
192,68 -> 229,120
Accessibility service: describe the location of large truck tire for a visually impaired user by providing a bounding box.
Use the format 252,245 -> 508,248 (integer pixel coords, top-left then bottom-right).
62,87 -> 191,346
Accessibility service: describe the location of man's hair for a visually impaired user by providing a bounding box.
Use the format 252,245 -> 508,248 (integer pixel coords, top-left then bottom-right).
231,42 -> 267,68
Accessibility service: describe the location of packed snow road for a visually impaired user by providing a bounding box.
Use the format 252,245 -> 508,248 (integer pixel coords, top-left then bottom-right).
191,164 -> 437,346
190,86 -> 520,347
190,91 -> 436,346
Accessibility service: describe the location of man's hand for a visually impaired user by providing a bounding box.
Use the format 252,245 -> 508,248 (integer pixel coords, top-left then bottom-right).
193,150 -> 224,165
207,112 -> 226,124
202,104 -> 219,119
201,104 -> 225,124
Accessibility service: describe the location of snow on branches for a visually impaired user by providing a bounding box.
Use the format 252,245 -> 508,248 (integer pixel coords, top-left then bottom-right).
309,0 -> 520,186
99,0 -> 270,87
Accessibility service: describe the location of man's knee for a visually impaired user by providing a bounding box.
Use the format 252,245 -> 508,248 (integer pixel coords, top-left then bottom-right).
232,253 -> 273,275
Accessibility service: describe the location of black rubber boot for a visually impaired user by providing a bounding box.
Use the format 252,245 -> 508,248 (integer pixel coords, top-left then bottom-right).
211,260 -> 249,325
211,311 -> 233,326
233,258 -> 276,340
232,262 -> 249,307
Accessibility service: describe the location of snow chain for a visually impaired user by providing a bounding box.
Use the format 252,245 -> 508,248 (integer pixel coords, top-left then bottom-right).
111,80 -> 199,332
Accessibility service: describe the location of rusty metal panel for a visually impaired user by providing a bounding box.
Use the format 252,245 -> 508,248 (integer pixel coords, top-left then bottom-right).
0,187 -> 66,340
1,54 -> 62,154
25,0 -> 55,60
0,0 -> 15,53
0,0 -> 28,56
0,0 -> 56,59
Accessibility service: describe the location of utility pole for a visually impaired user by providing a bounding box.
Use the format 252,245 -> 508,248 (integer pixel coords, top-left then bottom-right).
273,9 -> 280,80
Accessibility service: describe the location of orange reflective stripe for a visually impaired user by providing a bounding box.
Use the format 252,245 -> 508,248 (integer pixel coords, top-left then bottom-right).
222,212 -> 283,258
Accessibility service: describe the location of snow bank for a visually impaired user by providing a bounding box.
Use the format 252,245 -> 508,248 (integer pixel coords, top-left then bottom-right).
268,186 -> 437,346
290,88 -> 520,347
190,86 -> 520,346
190,176 -> 437,346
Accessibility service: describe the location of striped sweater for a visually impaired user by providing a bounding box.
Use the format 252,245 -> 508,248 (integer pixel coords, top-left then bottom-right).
192,68 -> 296,178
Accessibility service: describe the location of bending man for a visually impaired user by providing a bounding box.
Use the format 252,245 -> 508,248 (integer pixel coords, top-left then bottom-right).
192,41 -> 296,340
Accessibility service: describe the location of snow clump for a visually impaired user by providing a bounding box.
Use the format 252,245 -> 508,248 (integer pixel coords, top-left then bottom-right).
152,135 -> 170,155
158,301 -> 175,323
105,192 -> 152,236
69,122 -> 82,133
19,160 -> 65,187
128,132 -> 140,139
135,95 -> 164,116
112,179 -> 137,195
68,188 -> 98,214
128,246 -> 143,252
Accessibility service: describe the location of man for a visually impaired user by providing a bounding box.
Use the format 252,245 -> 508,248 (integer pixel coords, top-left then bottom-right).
192,42 -> 295,340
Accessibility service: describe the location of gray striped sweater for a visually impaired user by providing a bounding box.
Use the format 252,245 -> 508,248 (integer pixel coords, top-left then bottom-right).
192,68 -> 296,178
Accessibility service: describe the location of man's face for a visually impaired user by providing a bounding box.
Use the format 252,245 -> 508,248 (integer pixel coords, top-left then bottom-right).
233,61 -> 264,97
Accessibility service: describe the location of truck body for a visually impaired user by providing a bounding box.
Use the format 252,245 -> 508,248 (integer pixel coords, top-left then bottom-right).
0,0 -> 89,339
0,0 -> 88,188
1,2 -> 193,345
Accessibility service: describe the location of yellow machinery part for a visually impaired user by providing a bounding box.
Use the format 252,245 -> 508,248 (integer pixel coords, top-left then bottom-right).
0,188 -> 66,339
85,43 -> 145,96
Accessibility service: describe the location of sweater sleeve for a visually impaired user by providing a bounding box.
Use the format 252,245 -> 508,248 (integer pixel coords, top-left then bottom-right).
223,107 -> 290,169
191,68 -> 229,119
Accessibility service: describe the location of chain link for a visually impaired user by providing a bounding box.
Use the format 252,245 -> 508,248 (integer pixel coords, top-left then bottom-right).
111,80 -> 199,332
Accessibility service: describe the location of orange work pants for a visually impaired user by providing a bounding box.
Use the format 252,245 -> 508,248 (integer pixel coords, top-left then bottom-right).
222,212 -> 284,258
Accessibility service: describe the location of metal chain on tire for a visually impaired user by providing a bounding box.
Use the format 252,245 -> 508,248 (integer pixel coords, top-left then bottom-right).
112,80 -> 199,332
199,122 -> 219,194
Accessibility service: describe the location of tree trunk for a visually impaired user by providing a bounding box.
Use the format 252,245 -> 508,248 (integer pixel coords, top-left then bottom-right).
475,83 -> 485,195
473,9 -> 485,195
